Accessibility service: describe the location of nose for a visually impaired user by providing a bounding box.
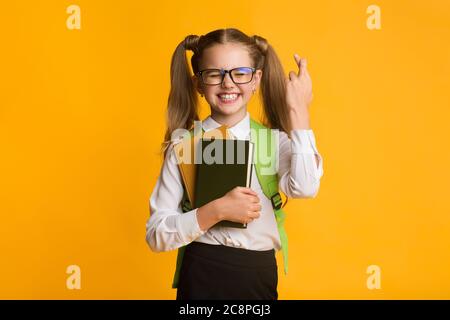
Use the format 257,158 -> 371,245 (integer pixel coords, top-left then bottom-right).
221,72 -> 235,88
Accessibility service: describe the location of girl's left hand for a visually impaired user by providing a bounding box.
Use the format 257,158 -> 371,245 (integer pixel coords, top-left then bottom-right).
286,54 -> 313,113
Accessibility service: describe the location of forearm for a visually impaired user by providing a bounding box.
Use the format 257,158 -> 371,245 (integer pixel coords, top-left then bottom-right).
289,109 -> 320,168
289,108 -> 310,130
196,199 -> 223,231
278,127 -> 323,198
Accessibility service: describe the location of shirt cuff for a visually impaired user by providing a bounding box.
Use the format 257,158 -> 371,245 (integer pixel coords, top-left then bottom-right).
176,208 -> 206,244
290,129 -> 316,154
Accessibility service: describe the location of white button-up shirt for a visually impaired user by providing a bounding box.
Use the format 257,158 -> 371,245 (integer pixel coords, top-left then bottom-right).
146,111 -> 324,252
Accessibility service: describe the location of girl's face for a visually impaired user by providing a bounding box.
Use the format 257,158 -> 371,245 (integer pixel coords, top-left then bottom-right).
193,43 -> 262,121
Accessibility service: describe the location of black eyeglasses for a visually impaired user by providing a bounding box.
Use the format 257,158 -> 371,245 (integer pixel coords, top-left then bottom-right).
197,67 -> 256,85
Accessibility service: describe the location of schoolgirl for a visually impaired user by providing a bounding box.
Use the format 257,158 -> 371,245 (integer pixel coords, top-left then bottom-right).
146,28 -> 323,300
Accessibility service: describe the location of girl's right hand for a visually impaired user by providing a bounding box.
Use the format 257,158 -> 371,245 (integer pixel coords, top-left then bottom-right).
216,186 -> 261,224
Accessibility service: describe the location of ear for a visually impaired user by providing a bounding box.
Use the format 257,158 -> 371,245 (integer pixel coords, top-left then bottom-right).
253,69 -> 263,90
192,74 -> 204,95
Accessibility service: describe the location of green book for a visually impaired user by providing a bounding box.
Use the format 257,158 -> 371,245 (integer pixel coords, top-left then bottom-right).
194,138 -> 254,228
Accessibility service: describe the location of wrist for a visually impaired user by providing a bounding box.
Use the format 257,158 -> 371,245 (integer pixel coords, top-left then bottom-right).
196,199 -> 223,231
210,198 -> 224,222
289,108 -> 310,130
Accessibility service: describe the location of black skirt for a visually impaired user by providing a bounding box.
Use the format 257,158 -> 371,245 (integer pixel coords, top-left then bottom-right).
176,241 -> 278,300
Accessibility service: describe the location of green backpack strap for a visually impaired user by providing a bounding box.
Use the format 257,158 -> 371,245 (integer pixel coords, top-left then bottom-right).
250,118 -> 289,275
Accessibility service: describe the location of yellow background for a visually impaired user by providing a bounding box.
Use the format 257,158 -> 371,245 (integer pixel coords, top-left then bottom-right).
1,0 -> 449,299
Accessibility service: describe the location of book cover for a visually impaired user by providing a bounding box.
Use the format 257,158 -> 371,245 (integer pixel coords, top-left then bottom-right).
194,138 -> 254,228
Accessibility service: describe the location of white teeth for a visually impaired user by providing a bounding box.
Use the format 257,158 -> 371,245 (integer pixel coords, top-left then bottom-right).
219,94 -> 238,101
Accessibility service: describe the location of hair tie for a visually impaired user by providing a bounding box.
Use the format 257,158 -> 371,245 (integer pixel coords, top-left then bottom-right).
253,35 -> 268,54
184,35 -> 200,54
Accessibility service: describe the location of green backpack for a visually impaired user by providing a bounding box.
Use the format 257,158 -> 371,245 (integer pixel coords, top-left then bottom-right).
172,117 -> 288,288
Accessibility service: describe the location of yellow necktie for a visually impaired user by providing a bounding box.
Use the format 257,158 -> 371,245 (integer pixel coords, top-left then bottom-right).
203,124 -> 232,139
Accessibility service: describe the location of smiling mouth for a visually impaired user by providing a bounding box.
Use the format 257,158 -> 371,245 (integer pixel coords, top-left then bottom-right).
217,93 -> 240,103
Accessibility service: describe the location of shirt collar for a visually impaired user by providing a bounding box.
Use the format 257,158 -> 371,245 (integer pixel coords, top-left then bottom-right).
202,111 -> 250,140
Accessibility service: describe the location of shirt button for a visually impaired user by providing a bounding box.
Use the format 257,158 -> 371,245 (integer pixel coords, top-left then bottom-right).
226,237 -> 233,245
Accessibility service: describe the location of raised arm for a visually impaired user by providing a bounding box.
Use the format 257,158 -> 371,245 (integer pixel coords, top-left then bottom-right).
277,129 -> 323,198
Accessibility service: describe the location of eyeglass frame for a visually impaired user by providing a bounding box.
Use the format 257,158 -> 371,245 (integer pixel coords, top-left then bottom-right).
196,67 -> 257,85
